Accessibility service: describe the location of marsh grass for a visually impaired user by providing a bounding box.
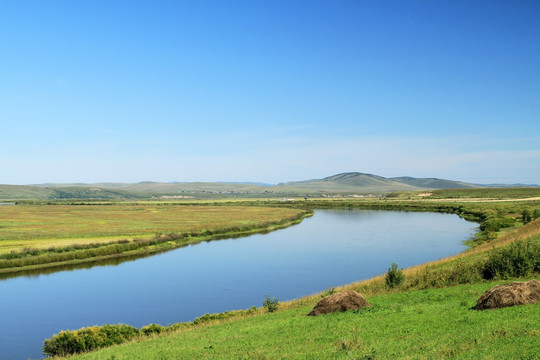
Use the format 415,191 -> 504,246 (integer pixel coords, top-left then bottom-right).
0,204 -> 306,245
0,205 -> 311,273
391,187 -> 540,199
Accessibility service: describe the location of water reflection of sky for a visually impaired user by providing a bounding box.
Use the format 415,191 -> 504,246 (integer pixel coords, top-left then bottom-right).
0,210 -> 477,360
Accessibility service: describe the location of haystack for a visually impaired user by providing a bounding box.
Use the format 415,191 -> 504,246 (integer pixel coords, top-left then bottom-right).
473,279 -> 540,310
308,290 -> 370,316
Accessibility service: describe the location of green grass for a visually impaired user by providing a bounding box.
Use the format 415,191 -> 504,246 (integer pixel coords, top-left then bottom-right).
0,204 -> 307,252
406,187 -> 540,200
0,204 -> 311,273
0,184 -> 145,200
66,281 -> 539,360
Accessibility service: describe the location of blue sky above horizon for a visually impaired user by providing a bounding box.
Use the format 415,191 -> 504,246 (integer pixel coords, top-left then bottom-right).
1,1 -> 539,185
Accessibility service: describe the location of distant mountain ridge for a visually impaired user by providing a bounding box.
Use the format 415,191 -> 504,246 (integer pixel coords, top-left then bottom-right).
1,172 -> 538,200
389,176 -> 478,189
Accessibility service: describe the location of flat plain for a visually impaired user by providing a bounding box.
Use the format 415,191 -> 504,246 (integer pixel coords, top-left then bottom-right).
0,204 -> 306,254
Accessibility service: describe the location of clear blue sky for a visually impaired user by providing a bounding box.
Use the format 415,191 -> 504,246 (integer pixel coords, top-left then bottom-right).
1,1 -> 539,184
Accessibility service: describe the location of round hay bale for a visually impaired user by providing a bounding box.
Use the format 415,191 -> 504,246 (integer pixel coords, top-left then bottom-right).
473,279 -> 540,310
308,290 -> 370,316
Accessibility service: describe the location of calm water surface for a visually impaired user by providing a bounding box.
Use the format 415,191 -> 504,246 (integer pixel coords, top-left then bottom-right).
0,210 -> 477,359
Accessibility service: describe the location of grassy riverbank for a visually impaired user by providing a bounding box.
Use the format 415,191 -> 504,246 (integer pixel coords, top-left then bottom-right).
0,204 -> 311,274
65,279 -> 539,360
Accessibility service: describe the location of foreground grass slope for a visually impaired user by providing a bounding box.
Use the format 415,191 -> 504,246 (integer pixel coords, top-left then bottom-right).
67,280 -> 539,360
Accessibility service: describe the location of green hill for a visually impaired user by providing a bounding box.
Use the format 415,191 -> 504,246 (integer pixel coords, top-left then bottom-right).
3,172 -> 534,200
0,184 -> 143,201
276,172 -> 422,193
390,176 -> 478,189
0,185 -> 56,200
275,172 -> 489,193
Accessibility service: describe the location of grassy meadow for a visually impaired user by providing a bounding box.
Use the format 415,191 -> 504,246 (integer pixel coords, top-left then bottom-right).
0,204 -> 311,273
0,204 -> 306,250
389,187 -> 540,200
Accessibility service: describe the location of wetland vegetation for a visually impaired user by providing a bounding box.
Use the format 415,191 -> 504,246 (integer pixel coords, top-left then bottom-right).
0,204 -> 311,274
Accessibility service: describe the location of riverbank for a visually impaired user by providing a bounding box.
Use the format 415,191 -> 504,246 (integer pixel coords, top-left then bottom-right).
65,280 -> 539,360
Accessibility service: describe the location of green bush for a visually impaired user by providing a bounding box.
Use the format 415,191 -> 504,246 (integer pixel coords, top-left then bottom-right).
263,295 -> 279,313
521,209 -> 532,224
193,311 -> 235,325
385,262 -> 404,288
481,239 -> 540,280
479,215 -> 515,232
42,330 -> 80,357
42,324 -> 140,357
99,324 -> 140,345
141,323 -> 165,336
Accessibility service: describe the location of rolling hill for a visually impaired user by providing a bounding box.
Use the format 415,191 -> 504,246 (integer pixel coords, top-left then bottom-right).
275,172 -> 421,193
0,185 -> 143,201
2,172 -> 536,200
389,176 -> 478,189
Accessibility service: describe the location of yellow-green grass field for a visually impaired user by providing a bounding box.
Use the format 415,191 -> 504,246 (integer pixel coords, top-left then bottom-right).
0,204 -> 307,255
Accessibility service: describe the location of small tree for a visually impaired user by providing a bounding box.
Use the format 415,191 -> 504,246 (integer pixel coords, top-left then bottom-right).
385,262 -> 404,288
521,209 -> 532,224
263,295 -> 279,313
